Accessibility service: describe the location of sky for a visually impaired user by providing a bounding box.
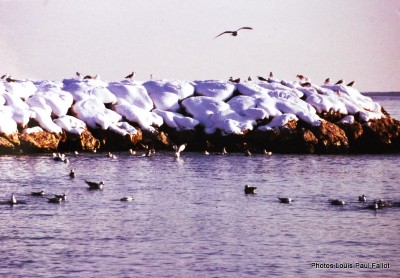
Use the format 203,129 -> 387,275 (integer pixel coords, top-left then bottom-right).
0,0 -> 399,92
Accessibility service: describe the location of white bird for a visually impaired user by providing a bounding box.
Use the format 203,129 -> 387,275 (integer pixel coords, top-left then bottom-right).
9,194 -> 17,205
173,143 -> 187,158
214,27 -> 253,38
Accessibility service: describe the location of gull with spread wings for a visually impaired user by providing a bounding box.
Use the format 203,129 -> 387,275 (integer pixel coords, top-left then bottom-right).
214,27 -> 253,38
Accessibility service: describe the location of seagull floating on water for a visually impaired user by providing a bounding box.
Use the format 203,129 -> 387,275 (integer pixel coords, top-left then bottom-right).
330,199 -> 346,206
120,196 -> 133,202
47,197 -> 62,203
69,169 -> 76,178
214,27 -> 253,38
85,180 -> 105,190
278,197 -> 292,204
8,194 -> 17,205
244,185 -> 257,194
358,194 -> 367,202
31,190 -> 45,196
54,193 -> 67,201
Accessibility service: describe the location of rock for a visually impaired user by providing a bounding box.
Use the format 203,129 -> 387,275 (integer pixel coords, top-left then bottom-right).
309,121 -> 349,153
0,133 -> 19,154
18,132 -> 63,153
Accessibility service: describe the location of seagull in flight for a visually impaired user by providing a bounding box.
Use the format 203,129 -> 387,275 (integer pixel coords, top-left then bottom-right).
214,27 -> 253,38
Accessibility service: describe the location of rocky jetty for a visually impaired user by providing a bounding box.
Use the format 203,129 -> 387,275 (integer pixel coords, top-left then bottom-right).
0,76 -> 399,154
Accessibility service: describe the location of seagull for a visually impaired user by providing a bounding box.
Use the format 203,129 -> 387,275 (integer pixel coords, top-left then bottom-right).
125,71 -> 136,79
229,77 -> 240,83
334,79 -> 344,85
278,197 -> 292,204
54,193 -> 67,201
173,143 -> 187,158
8,194 -> 18,205
85,180 -> 105,190
214,27 -> 253,38
69,169 -> 76,178
244,149 -> 251,156
120,196 -> 133,202
257,76 -> 268,82
129,149 -> 136,155
244,185 -> 257,194
269,71 -> 274,78
324,78 -> 331,84
31,190 -> 45,196
76,72 -> 83,79
330,199 -> 346,206
296,74 -> 307,81
263,150 -> 272,155
347,81 -> 355,86
358,194 -> 367,202
47,197 -> 62,203
247,76 -> 252,81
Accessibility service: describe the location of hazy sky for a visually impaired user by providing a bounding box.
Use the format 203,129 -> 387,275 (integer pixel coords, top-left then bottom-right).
0,0 -> 399,91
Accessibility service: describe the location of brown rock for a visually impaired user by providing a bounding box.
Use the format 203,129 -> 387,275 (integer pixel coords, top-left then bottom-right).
18,132 -> 63,153
309,121 -> 349,153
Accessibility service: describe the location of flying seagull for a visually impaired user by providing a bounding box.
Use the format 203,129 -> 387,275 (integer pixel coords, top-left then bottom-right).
125,71 -> 136,79
214,27 -> 253,38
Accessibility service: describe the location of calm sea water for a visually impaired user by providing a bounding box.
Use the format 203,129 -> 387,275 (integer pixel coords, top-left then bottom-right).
0,94 -> 399,278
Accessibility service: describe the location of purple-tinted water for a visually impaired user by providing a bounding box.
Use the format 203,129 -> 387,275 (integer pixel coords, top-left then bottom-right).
0,151 -> 399,277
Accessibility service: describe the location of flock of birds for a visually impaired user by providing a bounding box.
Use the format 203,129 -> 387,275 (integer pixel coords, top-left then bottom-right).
243,185 -> 398,211
1,145 -> 398,213
1,143 -> 190,207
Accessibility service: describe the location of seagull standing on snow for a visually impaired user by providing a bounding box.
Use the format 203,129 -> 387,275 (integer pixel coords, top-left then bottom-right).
125,71 -> 136,80
214,27 -> 253,38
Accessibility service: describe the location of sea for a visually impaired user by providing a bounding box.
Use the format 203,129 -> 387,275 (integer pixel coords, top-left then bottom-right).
0,93 -> 399,277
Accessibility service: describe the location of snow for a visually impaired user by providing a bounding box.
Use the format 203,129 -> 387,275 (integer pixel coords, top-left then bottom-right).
53,115 -> 86,135
0,76 -> 387,135
193,80 -> 236,101
72,98 -> 121,129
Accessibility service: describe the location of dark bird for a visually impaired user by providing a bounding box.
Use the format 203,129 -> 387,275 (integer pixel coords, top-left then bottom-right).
120,196 -> 133,202
54,193 -> 67,201
125,71 -> 136,79
76,72 -> 83,79
244,185 -> 257,194
83,75 -> 93,79
301,82 -> 312,87
334,79 -> 344,85
330,199 -> 346,206
324,78 -> 331,84
278,197 -> 292,204
358,194 -> 367,202
346,81 -> 355,86
296,74 -> 306,81
230,77 -> 240,83
244,149 -> 251,156
247,76 -> 252,81
85,180 -> 105,190
47,197 -> 62,203
31,190 -> 45,196
69,169 -> 76,178
214,27 -> 253,38
269,71 -> 274,78
257,76 -> 268,82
